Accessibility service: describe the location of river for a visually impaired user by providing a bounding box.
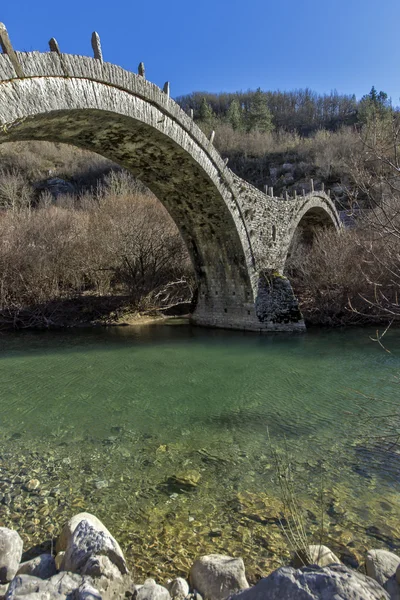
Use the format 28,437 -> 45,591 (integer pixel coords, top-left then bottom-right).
0,322 -> 399,580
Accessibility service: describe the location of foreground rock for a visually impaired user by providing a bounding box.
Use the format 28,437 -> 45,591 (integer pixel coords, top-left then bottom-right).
167,578 -> 189,600
5,572 -> 100,599
228,564 -> 389,600
0,529 -> 23,584
366,549 -> 400,587
136,579 -> 170,600
292,544 -> 341,568
61,519 -> 128,576
190,555 -> 249,600
81,555 -> 122,581
365,550 -> 400,600
0,584 -> 8,599
16,554 -> 57,579
56,513 -> 118,555
5,572 -> 134,600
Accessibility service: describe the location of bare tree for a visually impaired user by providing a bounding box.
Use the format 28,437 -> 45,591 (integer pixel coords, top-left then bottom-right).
346,109 -> 400,321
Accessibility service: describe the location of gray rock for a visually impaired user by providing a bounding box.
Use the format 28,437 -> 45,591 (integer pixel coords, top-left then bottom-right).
137,580 -> 170,600
34,178 -> 75,199
190,555 -> 248,600
81,556 -> 122,581
56,513 -> 114,554
5,575 -> 45,599
61,519 -> 127,576
385,575 -> 400,600
293,544 -> 341,568
228,564 -> 389,600
75,582 -> 102,600
17,555 -> 57,579
366,550 -> 400,587
167,578 -> 189,600
0,529 -> 23,584
5,572 -> 93,599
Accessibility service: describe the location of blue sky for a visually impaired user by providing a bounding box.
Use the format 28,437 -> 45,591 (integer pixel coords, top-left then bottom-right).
1,0 -> 399,102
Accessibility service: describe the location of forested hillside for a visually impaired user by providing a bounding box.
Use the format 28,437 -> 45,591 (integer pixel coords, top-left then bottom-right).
177,88 -> 360,135
176,86 -> 395,204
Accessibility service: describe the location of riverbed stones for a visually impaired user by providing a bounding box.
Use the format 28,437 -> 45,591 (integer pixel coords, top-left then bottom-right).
61,519 -> 128,576
292,544 -> 341,568
5,572 -> 98,599
227,564 -> 389,600
190,555 -> 249,600
0,528 -> 23,583
25,479 -> 40,492
167,577 -> 189,600
16,554 -> 57,579
167,471 -> 201,492
366,549 -> 400,587
136,579 -> 170,600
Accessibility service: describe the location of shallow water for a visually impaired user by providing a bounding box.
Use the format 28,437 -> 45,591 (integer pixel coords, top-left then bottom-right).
0,322 -> 399,580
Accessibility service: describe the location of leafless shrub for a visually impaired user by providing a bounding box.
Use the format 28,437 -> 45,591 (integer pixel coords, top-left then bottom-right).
0,177 -> 193,327
285,224 -> 400,326
84,191 -> 192,300
0,169 -> 33,210
213,123 -> 302,157
297,127 -> 360,182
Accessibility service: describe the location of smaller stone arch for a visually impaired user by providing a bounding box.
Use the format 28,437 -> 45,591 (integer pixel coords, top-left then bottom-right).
282,194 -> 341,268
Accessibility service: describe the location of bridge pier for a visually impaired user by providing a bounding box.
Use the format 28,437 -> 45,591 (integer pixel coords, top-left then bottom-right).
191,272 -> 305,333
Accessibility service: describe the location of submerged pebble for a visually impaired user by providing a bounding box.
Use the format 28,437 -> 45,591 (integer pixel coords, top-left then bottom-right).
25,480 -> 40,492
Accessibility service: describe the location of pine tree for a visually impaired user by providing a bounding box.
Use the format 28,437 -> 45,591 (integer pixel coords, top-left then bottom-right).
358,86 -> 391,126
227,98 -> 243,130
199,97 -> 215,124
247,88 -> 273,133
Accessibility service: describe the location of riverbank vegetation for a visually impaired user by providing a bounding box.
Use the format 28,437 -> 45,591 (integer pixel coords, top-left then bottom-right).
0,86 -> 399,328
0,150 -> 193,328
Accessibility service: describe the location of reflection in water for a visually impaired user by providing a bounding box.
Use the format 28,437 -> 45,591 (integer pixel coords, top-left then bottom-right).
0,323 -> 399,579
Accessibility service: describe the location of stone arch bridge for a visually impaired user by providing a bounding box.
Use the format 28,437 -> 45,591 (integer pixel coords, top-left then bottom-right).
0,25 -> 341,332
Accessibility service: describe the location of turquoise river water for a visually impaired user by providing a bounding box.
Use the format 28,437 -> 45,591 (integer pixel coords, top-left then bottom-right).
0,322 -> 399,581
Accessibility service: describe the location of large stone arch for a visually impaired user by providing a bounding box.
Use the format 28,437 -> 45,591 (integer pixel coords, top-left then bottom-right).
0,64 -> 258,330
0,40 -> 342,332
